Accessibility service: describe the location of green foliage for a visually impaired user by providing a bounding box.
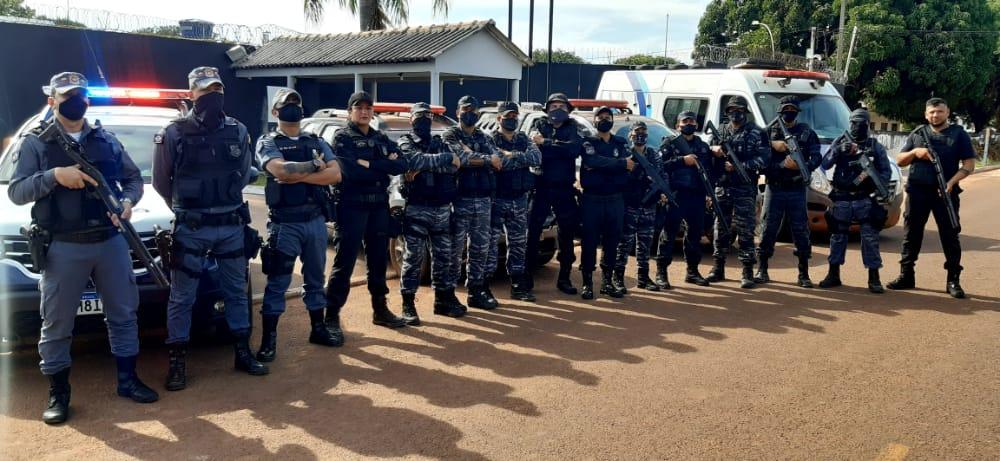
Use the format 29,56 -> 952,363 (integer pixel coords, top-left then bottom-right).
531,49 -> 587,64
0,0 -> 34,18
304,0 -> 449,31
135,25 -> 182,37
613,54 -> 679,66
695,0 -> 838,55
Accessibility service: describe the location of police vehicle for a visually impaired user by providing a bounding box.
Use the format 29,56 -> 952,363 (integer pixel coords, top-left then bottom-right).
0,87 -> 249,348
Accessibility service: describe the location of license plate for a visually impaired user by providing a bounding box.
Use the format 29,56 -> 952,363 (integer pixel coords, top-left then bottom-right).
77,292 -> 103,316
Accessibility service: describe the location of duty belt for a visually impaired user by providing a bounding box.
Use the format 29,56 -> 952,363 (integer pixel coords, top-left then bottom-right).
52,227 -> 118,243
176,210 -> 245,228
342,192 -> 388,204
269,207 -> 323,224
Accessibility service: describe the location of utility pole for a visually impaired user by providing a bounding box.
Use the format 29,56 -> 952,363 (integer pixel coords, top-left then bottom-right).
664,14 -> 670,63
546,0 -> 554,96
836,0 -> 847,71
527,0 -> 535,102
808,26 -> 817,70
508,0 -> 513,38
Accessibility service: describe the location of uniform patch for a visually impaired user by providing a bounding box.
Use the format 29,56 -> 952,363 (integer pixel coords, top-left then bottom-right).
153,133 -> 164,144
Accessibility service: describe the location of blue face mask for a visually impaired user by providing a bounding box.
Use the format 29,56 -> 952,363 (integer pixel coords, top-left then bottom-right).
548,108 -> 569,124
57,93 -> 88,121
500,117 -> 519,132
680,124 -> 697,135
277,104 -> 303,123
460,111 -> 479,127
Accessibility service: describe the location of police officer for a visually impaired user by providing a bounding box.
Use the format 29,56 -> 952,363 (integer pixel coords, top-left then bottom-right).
579,106 -> 633,299
707,97 -> 769,289
756,96 -> 822,287
325,91 -> 410,336
255,88 -> 343,362
397,102 -> 466,322
613,121 -> 667,293
442,95 -> 502,310
887,98 -> 975,298
153,66 -> 266,390
656,111 -> 715,289
819,108 -> 892,293
487,102 -> 542,301
526,93 -> 583,295
9,72 -> 159,424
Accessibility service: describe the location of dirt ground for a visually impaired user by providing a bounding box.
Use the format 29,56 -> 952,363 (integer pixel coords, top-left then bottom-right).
1,170 -> 998,460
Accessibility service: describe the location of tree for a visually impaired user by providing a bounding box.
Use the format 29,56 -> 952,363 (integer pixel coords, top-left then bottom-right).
0,0 -> 34,18
695,0 -> 838,56
613,54 -> 679,66
304,0 -> 450,32
531,49 -> 587,64
135,25 -> 182,38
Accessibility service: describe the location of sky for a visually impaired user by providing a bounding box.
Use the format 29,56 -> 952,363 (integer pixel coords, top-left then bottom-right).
24,0 -> 713,63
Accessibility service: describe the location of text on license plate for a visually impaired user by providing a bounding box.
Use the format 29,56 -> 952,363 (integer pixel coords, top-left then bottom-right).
78,292 -> 103,316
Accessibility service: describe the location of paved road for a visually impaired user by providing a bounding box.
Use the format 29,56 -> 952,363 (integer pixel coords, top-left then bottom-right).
2,171 -> 998,460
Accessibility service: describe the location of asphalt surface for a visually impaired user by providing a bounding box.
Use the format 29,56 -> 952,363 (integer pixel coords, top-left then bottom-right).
1,170 -> 998,460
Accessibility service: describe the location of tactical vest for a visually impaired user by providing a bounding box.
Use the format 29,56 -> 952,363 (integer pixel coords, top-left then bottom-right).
453,131 -> 496,197
831,138 -> 877,196
338,128 -> 391,199
401,134 -> 457,207
32,127 -> 120,234
171,118 -> 246,210
623,146 -> 656,205
492,131 -> 535,198
264,134 -> 324,209
768,122 -> 815,187
580,136 -> 629,194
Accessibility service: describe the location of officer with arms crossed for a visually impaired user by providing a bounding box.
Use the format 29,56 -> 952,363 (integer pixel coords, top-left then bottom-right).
10,72 -> 159,424
443,95 -> 503,310
487,101 -> 542,302
397,102 -> 466,323
255,88 -> 343,362
818,108 -> 892,293
887,98 -> 975,298
153,66 -> 267,391
325,91 -> 410,338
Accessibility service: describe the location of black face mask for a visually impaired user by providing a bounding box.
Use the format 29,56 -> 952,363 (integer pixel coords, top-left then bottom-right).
460,111 -> 479,127
596,119 -> 613,133
680,124 -> 697,135
500,117 -> 519,132
850,121 -> 869,141
729,111 -> 747,124
633,133 -> 648,146
548,108 -> 569,124
57,93 -> 88,121
194,91 -> 225,128
781,111 -> 798,123
277,104 -> 304,123
412,116 -> 432,135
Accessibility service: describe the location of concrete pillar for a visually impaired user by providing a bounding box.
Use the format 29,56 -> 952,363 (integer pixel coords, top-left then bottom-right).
371,80 -> 378,102
354,73 -> 363,93
430,71 -> 441,106
510,79 -> 520,103
286,75 -> 297,90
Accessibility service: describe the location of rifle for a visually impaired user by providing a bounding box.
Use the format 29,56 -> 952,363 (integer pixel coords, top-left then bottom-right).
769,116 -> 811,183
704,121 -> 752,185
916,126 -> 960,229
671,136 -> 730,231
38,122 -> 169,288
630,147 -> 676,207
841,132 -> 891,204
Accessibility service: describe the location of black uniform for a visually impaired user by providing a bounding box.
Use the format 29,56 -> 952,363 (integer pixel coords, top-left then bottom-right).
657,135 -> 715,280
579,133 -> 630,297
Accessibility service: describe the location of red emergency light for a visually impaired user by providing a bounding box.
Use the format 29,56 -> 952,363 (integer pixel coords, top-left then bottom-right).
762,70 -> 831,82
372,102 -> 446,115
569,99 -> 630,110
86,87 -> 191,100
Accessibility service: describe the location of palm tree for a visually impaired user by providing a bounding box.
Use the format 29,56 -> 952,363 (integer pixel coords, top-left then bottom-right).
304,0 -> 450,32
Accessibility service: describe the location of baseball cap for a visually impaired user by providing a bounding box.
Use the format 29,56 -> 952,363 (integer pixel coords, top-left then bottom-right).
348,91 -> 374,108
630,121 -> 648,131
188,66 -> 224,90
778,95 -> 801,111
458,95 -> 479,110
44,72 -> 88,96
410,102 -> 432,115
497,101 -> 519,115
271,88 -> 301,109
677,110 -> 697,122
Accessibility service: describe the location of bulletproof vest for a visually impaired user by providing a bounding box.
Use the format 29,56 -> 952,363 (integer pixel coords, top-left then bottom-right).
831,138 -> 876,194
401,134 -> 457,206
580,135 -> 629,194
492,131 -> 535,198
908,126 -> 958,187
623,146 -> 656,205
666,136 -> 712,192
339,127 -> 392,198
32,127 -> 120,234
718,125 -> 762,186
769,122 -> 814,186
453,130 -> 496,196
535,118 -> 580,186
171,118 -> 246,210
264,133 -> 324,209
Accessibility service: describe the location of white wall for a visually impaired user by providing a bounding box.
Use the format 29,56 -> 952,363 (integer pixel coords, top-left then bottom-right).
434,31 -> 525,80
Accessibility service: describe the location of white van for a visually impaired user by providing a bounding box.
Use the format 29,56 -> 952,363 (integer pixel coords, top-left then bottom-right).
595,66 -> 904,233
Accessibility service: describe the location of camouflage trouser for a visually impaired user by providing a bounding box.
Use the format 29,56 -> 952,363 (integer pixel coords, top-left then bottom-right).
828,198 -> 883,269
486,194 -> 530,277
713,185 -> 758,264
450,196 -> 492,287
400,204 -> 454,294
614,205 -> 657,273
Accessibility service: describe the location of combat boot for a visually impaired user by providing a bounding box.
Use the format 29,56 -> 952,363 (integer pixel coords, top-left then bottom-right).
612,268 -> 628,295
654,264 -> 672,290
706,257 -> 726,283
323,309 -> 345,347
581,272 -> 595,300
946,270 -> 966,299
165,343 -> 187,391
372,295 -> 408,328
886,266 -> 915,290
468,285 -> 498,310
234,337 -> 269,376
754,258 -> 770,284
600,271 -> 624,298
400,293 -> 421,326
42,368 -> 70,424
685,264 -> 710,286
434,289 -> 466,317
868,268 -> 885,294
115,355 -> 159,404
797,258 -> 814,288
482,284 -> 501,308
636,267 -> 659,292
256,313 -> 279,362
819,264 -> 842,288
557,266 -> 578,295
740,263 -> 756,289
510,274 -> 537,302
309,308 -> 344,345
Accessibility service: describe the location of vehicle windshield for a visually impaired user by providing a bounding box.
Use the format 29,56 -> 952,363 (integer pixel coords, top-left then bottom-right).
754,93 -> 851,142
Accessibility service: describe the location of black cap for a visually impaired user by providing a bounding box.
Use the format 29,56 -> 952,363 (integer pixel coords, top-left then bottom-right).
849,108 -> 870,123
594,106 -> 614,117
544,92 -> 574,112
411,102 -> 432,114
348,91 -> 374,108
497,101 -> 519,115
726,96 -> 749,111
778,95 -> 801,111
677,110 -> 697,122
458,95 -> 479,110
630,121 -> 647,131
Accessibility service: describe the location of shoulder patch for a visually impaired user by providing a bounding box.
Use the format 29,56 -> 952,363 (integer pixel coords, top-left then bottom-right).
153,133 -> 164,144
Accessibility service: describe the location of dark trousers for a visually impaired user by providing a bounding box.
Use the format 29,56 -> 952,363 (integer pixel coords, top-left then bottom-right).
527,185 -> 580,270
325,201 -> 391,313
757,185 -> 811,261
657,189 -> 706,267
580,192 -> 625,273
900,185 -> 962,272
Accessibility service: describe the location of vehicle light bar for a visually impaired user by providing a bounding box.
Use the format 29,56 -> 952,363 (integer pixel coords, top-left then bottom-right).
373,102 -> 446,115
762,70 -> 831,81
86,87 -> 191,100
569,99 -> 630,109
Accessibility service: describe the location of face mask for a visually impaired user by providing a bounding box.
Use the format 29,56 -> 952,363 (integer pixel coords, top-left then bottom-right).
633,133 -> 648,145
412,116 -> 432,135
781,111 -> 798,123
194,91 -> 225,128
596,119 -> 613,133
729,111 -> 747,124
548,108 -> 569,124
680,124 -> 697,135
500,117 -> 519,132
277,104 -> 303,123
57,93 -> 88,121
460,111 -> 479,127
850,122 -> 869,140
